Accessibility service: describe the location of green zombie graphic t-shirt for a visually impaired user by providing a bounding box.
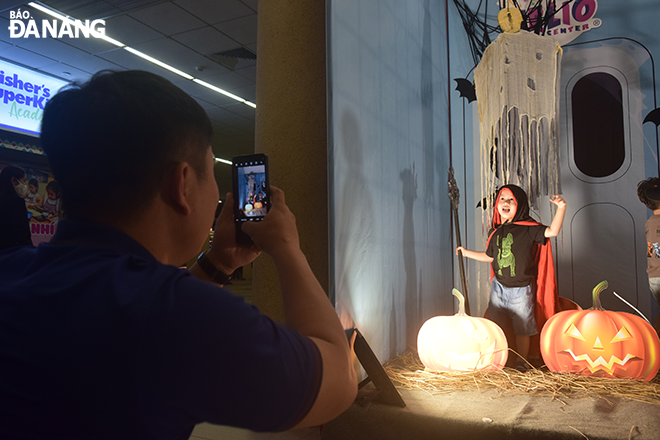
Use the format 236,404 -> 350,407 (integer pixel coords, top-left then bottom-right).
486,223 -> 547,287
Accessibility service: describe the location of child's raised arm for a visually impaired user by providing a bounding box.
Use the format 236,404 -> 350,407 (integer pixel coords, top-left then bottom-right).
456,246 -> 494,262
545,195 -> 567,238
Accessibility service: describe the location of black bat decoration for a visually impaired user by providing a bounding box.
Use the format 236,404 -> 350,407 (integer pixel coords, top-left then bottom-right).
644,107 -> 660,127
454,78 -> 477,103
476,191 -> 498,210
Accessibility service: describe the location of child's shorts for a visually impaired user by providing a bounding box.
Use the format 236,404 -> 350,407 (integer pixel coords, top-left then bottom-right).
488,278 -> 538,336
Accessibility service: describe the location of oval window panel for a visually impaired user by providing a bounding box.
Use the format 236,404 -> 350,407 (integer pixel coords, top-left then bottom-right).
571,72 -> 625,178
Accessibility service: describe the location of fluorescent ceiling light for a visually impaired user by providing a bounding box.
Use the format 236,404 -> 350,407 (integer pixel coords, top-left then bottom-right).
27,1 -> 255,165
193,79 -> 248,103
26,2 -> 256,108
123,47 -> 193,80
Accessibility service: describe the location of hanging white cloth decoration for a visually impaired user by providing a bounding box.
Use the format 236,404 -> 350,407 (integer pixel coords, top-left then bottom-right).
474,29 -> 562,211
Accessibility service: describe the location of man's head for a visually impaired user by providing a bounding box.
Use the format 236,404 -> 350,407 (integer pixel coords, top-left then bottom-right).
638,178 -> 660,211
40,70 -> 214,221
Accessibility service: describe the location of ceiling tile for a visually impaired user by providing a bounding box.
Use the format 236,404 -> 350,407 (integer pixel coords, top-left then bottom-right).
213,14 -> 257,46
103,15 -> 163,46
0,45 -> 58,68
129,2 -> 205,35
95,47 -> 187,83
53,33 -> 120,56
202,70 -> 253,91
173,0 -> 253,25
219,102 -> 255,120
234,65 -> 256,82
171,26 -> 238,55
37,62 -> 91,83
240,0 -> 258,13
16,38 -> 120,74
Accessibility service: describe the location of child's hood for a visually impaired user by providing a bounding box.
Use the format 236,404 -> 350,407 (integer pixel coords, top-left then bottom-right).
492,184 -> 533,228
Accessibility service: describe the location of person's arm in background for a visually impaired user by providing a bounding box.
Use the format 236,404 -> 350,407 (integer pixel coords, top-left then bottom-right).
243,187 -> 357,428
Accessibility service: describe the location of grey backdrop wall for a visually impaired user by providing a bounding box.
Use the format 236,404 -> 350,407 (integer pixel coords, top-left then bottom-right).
328,0 -> 453,364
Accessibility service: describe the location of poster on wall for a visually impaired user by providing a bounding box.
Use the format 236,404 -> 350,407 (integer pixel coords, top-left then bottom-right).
0,58 -> 69,137
0,162 -> 59,246
25,168 -> 60,246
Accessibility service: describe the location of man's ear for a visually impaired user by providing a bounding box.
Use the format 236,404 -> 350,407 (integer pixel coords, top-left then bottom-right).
160,162 -> 193,215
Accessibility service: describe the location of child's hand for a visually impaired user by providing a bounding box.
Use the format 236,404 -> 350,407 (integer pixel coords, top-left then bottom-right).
550,195 -> 566,208
456,246 -> 465,255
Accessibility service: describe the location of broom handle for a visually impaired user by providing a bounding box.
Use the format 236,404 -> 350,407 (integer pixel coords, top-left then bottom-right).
448,167 -> 470,315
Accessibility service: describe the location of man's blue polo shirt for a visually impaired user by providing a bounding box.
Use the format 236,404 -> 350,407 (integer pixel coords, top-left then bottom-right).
0,220 -> 322,440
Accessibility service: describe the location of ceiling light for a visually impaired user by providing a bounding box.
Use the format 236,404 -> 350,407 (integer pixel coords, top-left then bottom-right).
123,47 -> 193,80
26,2 -> 256,108
26,2 -> 254,164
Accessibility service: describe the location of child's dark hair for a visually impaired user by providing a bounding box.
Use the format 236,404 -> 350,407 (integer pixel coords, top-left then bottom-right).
46,180 -> 61,197
29,178 -> 39,189
637,177 -> 660,210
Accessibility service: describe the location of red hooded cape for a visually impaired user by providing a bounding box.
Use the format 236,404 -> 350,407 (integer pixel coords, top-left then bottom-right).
487,185 -> 559,342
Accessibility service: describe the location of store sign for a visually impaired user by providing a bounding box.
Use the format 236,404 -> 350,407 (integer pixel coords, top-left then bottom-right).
0,59 -> 69,136
516,0 -> 601,46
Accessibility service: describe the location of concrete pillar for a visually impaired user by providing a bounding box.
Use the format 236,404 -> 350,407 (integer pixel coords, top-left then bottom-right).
253,0 -> 328,321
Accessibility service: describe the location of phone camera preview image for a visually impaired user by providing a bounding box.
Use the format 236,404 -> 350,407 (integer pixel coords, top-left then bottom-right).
235,163 -> 268,219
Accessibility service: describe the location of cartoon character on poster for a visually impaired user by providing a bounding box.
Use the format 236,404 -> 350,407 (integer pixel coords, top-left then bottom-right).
26,176 -> 61,246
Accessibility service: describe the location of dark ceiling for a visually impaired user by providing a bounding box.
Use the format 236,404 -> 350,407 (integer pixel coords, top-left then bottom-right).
0,0 -> 259,193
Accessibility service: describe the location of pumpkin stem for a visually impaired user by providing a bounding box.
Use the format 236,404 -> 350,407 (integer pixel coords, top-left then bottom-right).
452,288 -> 467,316
591,280 -> 608,311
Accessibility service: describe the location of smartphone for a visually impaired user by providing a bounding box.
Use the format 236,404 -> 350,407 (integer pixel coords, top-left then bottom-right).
232,153 -> 270,245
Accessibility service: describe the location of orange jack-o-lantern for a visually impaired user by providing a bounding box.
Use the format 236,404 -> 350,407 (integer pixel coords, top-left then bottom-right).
254,202 -> 263,209
417,289 -> 508,372
541,281 -> 660,381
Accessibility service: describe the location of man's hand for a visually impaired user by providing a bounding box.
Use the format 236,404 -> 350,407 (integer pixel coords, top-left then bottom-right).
203,192 -> 261,276
242,186 -> 299,258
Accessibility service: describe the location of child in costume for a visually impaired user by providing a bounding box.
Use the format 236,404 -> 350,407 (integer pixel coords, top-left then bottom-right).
456,185 -> 566,369
636,177 -> 660,333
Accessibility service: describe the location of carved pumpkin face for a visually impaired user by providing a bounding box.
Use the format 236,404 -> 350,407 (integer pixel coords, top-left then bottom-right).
540,281 -> 660,381
418,289 -> 508,372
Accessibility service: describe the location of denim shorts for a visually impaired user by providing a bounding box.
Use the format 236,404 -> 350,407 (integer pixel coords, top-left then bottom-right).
488,278 -> 538,336
650,277 -> 660,305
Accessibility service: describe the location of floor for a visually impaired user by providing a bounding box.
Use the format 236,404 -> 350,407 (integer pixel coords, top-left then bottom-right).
187,280 -> 323,440
189,423 -> 322,440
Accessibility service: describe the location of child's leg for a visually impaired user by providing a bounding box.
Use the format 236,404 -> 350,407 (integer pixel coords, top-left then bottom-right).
516,335 -> 530,360
506,284 -> 536,367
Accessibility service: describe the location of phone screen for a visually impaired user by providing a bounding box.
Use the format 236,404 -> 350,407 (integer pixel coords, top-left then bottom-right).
232,154 -> 270,243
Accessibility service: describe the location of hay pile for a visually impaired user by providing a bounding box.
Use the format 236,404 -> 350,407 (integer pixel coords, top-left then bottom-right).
384,352 -> 660,405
